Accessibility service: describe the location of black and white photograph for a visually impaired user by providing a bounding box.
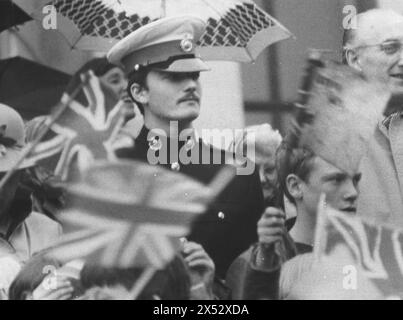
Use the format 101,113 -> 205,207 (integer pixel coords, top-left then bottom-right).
1,0 -> 403,306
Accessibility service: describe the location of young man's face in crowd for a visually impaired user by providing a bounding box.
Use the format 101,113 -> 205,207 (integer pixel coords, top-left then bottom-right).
99,67 -> 128,101
0,171 -> 21,216
299,157 -> 360,216
353,13 -> 403,95
143,70 -> 202,122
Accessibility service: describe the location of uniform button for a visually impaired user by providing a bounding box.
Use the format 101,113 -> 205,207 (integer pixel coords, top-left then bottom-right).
148,137 -> 162,151
171,162 -> 180,171
185,137 -> 195,151
218,211 -> 225,220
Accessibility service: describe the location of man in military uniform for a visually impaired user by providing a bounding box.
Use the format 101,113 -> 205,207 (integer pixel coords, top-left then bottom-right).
107,16 -> 265,278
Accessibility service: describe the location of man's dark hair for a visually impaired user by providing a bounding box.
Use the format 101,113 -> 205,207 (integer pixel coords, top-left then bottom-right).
276,132 -> 316,205
127,66 -> 151,116
126,56 -> 197,115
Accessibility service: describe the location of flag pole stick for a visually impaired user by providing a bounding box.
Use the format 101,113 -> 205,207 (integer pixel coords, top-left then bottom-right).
313,192 -> 327,263
128,267 -> 157,300
0,76 -> 89,192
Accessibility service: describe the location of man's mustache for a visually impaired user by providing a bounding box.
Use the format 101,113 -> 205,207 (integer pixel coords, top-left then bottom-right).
178,93 -> 200,104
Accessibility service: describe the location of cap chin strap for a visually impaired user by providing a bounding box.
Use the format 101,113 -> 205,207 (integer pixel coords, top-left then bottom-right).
147,54 -> 197,70
122,39 -> 198,71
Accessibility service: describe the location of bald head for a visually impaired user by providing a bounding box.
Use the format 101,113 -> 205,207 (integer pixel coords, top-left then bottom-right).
343,8 -> 403,95
344,9 -> 403,50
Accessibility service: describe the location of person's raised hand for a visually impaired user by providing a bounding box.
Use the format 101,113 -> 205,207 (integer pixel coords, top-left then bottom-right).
182,240 -> 215,299
257,207 -> 286,245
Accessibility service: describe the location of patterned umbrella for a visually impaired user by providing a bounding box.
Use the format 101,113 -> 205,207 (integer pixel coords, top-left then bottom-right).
16,0 -> 294,62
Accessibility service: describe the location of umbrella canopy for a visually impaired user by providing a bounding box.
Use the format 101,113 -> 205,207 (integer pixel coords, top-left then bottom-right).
0,0 -> 31,33
0,57 -> 71,120
18,0 -> 294,62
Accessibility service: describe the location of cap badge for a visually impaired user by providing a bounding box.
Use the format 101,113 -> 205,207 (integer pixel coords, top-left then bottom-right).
180,34 -> 194,53
171,162 -> 181,171
148,137 -> 162,151
218,211 -> 225,220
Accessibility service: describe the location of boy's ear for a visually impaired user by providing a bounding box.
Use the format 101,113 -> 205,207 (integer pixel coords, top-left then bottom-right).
130,83 -> 149,104
286,174 -> 304,201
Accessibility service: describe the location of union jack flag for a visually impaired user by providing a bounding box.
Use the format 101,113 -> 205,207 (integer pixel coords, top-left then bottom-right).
47,161 -> 235,270
27,71 -> 132,181
49,208 -> 189,269
316,206 -> 403,298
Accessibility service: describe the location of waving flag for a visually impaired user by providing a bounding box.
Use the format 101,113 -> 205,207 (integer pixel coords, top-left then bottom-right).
48,160 -> 235,270
315,203 -> 403,298
27,72 -> 132,181
49,209 -> 187,269
298,60 -> 391,176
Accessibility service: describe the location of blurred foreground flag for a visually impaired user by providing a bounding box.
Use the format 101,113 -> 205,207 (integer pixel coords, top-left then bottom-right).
48,160 -> 234,270
27,71 -> 132,181
299,60 -> 391,176
315,205 -> 403,299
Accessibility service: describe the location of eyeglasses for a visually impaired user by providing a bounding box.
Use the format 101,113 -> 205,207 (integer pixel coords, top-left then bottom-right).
350,39 -> 403,55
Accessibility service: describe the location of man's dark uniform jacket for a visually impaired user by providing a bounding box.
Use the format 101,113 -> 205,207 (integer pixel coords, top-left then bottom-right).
116,126 -> 265,278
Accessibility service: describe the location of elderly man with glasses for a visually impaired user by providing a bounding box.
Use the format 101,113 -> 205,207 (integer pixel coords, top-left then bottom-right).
343,8 -> 403,228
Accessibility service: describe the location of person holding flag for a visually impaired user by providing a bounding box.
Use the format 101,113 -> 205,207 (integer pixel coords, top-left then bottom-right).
229,48 -> 390,299
226,132 -> 361,299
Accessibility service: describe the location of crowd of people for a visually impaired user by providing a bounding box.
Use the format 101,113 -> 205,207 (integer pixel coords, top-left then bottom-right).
1,7 -> 403,300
